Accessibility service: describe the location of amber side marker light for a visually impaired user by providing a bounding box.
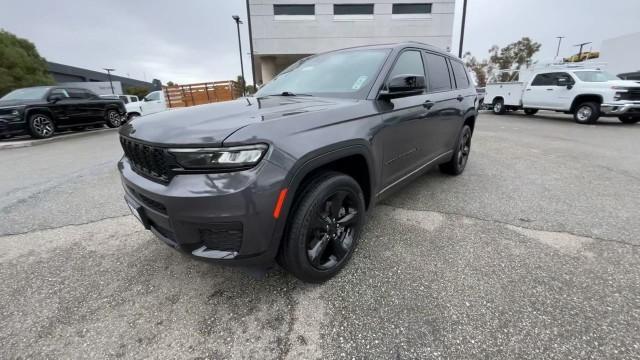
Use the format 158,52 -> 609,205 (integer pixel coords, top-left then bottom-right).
273,188 -> 288,219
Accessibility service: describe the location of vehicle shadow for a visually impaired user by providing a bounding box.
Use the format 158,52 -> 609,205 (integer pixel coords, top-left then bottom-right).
494,110 -> 637,127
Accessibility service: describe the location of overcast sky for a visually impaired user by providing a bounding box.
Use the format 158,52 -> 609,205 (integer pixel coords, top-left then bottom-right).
1,0 -> 638,84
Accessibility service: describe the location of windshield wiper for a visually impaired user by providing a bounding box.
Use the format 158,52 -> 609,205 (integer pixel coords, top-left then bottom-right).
261,91 -> 313,97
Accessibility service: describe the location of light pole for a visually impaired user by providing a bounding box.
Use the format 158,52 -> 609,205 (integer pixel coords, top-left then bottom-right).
245,0 -> 257,90
232,15 -> 246,96
574,42 -> 592,62
103,68 -> 115,94
458,0 -> 468,58
555,36 -> 565,60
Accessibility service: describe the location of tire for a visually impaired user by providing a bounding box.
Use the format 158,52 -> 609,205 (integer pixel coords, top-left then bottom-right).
524,108 -> 538,115
492,98 -> 506,115
618,115 -> 639,124
439,124 -> 472,175
28,113 -> 55,139
279,172 -> 365,283
105,109 -> 123,128
573,102 -> 600,124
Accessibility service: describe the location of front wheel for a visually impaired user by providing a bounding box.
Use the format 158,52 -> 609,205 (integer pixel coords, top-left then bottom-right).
618,115 -> 639,124
492,98 -> 506,115
28,113 -> 55,139
105,109 -> 123,128
279,172 -> 365,283
524,108 -> 538,115
439,124 -> 472,175
573,102 -> 600,124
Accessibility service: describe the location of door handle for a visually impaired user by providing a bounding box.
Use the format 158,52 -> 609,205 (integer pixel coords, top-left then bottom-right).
546,88 -> 554,91
423,100 -> 434,109
525,88 -> 532,91
456,95 -> 464,102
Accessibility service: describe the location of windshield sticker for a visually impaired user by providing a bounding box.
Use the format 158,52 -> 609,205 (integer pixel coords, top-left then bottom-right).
352,76 -> 368,90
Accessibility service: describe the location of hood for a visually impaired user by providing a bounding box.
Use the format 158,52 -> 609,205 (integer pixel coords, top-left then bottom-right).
608,80 -> 640,88
119,96 -> 361,146
0,99 -> 45,108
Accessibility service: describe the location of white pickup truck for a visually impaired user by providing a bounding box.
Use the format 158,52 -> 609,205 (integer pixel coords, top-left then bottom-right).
485,66 -> 640,124
101,91 -> 168,120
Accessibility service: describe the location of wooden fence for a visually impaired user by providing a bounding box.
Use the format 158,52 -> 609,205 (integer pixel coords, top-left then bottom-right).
163,81 -> 243,108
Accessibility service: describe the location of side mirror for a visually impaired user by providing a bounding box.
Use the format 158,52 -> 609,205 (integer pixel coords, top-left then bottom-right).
143,97 -> 151,102
48,95 -> 63,103
380,74 -> 425,99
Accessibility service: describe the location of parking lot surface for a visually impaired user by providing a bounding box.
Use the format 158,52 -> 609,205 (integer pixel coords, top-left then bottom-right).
1,112 -> 639,359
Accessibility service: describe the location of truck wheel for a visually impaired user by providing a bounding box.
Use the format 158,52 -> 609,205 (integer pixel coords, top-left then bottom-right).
279,172 -> 365,283
105,109 -> 122,128
573,102 -> 600,124
618,115 -> 639,124
492,99 -> 506,115
440,124 -> 472,175
28,113 -> 55,139
524,108 -> 538,115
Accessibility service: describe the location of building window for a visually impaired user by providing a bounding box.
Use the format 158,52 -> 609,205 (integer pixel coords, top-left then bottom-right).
392,3 -> 432,19
334,4 -> 374,20
274,4 -> 315,20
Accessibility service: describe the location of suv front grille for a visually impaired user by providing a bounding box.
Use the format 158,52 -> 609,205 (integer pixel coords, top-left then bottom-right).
127,186 -> 167,214
120,137 -> 173,183
619,89 -> 640,101
199,223 -> 243,252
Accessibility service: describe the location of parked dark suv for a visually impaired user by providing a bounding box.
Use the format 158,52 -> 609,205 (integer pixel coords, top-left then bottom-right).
118,43 -> 478,282
0,86 -> 126,139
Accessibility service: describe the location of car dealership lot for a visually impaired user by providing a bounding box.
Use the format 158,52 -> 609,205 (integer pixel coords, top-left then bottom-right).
1,112 -> 639,359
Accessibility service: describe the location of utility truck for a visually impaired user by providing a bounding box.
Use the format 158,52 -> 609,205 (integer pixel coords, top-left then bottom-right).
484,64 -> 640,124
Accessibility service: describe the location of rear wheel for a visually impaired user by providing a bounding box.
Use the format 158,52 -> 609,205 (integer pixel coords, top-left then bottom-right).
524,108 -> 538,115
105,109 -> 122,128
440,125 -> 472,175
492,98 -> 506,115
28,113 -> 55,139
618,115 -> 639,124
280,172 -> 365,283
573,102 -> 600,124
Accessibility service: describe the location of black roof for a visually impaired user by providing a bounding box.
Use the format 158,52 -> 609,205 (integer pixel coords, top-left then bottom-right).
326,42 -> 458,60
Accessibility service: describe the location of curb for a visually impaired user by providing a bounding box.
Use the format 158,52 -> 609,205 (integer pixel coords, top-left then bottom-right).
0,128 -> 119,150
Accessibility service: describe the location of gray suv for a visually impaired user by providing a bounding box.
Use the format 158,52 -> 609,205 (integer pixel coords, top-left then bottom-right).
118,43 -> 478,282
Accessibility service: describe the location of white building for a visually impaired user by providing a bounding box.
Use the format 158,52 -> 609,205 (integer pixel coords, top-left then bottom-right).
248,0 -> 456,83
599,32 -> 640,77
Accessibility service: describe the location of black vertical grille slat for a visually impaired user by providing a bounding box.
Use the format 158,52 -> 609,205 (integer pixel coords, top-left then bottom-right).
120,137 -> 173,183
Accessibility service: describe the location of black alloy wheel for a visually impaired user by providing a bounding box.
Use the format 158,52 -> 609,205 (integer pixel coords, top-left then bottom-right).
280,172 -> 365,283
106,109 -> 122,128
440,125 -> 472,175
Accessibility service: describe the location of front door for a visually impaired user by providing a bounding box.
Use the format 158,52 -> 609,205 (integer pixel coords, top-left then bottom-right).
379,49 -> 430,189
141,91 -> 164,115
546,72 -> 575,109
46,88 -> 74,126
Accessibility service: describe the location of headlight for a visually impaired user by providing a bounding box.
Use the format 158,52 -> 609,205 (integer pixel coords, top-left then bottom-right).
169,144 -> 268,170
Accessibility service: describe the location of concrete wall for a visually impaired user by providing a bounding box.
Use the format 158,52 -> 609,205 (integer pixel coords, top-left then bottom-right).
249,0 -> 456,82
599,32 -> 640,76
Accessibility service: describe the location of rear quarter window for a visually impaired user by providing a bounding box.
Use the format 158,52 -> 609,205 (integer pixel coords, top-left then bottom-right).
450,60 -> 470,89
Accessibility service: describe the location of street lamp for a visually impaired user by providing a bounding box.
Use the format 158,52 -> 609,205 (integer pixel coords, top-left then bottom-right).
103,68 -> 115,94
232,15 -> 246,96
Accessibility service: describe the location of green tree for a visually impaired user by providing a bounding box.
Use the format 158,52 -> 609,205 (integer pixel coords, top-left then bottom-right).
124,86 -> 151,99
463,52 -> 488,87
166,81 -> 176,86
465,37 -> 542,84
0,29 -> 54,96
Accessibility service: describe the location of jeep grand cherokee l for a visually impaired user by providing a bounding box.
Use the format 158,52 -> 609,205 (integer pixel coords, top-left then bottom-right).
118,43 -> 478,283
0,86 -> 126,139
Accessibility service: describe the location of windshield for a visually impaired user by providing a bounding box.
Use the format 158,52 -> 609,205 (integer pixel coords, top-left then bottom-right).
255,49 -> 391,98
573,71 -> 619,82
1,87 -> 50,101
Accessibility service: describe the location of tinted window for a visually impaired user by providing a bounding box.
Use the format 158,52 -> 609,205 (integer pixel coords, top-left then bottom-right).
424,52 -> 452,91
274,4 -> 314,15
67,89 -> 88,99
131,96 -> 139,102
531,73 -> 555,86
49,89 -> 70,98
392,3 -> 432,14
119,95 -> 129,103
450,60 -> 470,88
334,4 -> 374,15
388,50 -> 425,82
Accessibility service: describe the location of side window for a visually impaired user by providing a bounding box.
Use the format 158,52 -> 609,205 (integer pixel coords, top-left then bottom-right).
450,60 -> 470,89
424,52 -> 452,92
388,50 -> 425,82
554,72 -> 574,85
131,96 -> 139,102
50,88 -> 70,98
531,73 -> 554,86
119,95 -> 129,104
66,89 -> 87,99
146,92 -> 160,101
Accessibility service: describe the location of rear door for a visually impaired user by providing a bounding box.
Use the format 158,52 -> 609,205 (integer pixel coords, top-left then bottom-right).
421,52 -> 461,156
523,73 -> 554,108
445,58 -> 473,151
379,49 -> 431,188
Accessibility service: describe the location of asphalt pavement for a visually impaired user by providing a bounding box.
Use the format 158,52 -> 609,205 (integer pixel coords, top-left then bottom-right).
1,111 -> 639,359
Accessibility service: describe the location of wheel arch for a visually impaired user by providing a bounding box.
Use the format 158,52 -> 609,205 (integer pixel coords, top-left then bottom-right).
24,107 -> 55,121
570,94 -> 603,112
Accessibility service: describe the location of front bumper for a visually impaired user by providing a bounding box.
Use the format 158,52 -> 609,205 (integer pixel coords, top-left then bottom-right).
600,102 -> 640,115
118,156 -> 287,266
